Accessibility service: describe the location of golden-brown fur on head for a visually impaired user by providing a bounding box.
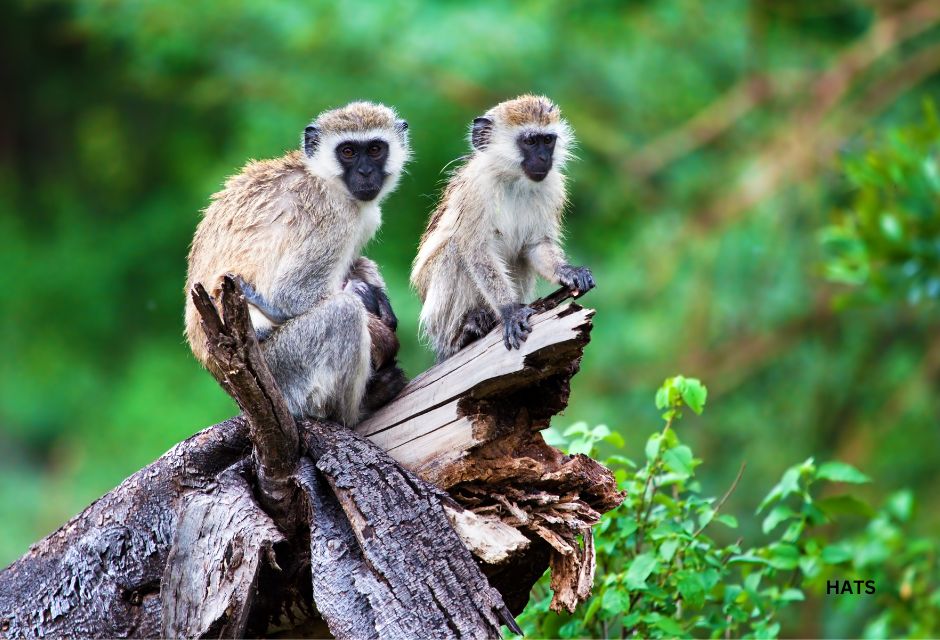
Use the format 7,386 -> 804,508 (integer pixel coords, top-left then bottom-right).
313,101 -> 401,134
487,94 -> 561,127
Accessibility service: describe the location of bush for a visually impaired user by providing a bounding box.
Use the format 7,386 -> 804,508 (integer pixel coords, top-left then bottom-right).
515,376 -> 939,638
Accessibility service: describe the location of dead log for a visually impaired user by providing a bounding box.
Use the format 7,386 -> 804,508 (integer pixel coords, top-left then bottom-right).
0,281 -> 623,638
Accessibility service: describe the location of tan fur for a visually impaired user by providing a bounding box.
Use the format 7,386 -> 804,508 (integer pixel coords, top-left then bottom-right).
185,151 -> 335,373
367,315 -> 399,370
491,94 -> 561,127
411,96 -> 576,360
314,101 -> 399,133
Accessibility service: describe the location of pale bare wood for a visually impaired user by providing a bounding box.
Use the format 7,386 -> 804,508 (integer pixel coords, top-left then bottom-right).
358,301 -> 596,482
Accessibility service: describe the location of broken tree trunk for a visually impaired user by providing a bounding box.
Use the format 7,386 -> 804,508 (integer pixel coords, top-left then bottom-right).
0,280 -> 623,639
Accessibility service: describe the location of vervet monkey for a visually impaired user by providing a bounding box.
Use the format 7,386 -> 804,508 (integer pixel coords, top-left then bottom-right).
185,101 -> 410,425
411,95 -> 594,361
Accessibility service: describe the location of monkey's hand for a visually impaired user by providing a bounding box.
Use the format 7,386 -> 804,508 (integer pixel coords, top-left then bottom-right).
498,303 -> 535,351
555,264 -> 596,297
346,279 -> 398,330
233,275 -> 292,325
230,274 -> 292,342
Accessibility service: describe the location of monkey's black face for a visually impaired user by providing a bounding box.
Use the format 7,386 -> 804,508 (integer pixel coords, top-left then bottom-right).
517,132 -> 556,182
336,139 -> 389,201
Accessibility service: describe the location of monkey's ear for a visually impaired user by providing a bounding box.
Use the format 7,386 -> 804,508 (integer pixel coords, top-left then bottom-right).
395,119 -> 409,134
471,117 -> 493,151
303,125 -> 320,157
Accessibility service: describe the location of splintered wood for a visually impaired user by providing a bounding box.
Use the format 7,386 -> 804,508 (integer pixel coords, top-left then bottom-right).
359,298 -> 624,613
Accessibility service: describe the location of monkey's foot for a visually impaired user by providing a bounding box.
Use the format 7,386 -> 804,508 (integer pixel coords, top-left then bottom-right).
498,303 -> 535,351
455,307 -> 499,351
363,363 -> 408,413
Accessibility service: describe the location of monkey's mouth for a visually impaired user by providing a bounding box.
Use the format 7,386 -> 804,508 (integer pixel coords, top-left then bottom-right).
524,168 -> 550,182
352,186 -> 382,201
522,158 -> 552,182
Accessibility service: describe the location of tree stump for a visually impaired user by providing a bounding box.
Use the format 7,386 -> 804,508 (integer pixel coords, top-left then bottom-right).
0,279 -> 623,639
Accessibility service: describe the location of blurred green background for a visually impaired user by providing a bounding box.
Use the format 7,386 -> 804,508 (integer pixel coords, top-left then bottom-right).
1,0 -> 938,636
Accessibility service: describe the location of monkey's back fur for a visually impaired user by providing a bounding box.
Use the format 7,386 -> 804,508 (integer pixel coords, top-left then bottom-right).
186,151 -> 374,367
185,151 -> 380,425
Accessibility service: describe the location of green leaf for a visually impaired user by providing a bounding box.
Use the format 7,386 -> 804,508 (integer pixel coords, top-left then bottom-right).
541,426 -> 567,447
698,508 -> 715,530
816,494 -> 875,517
728,554 -> 773,567
817,461 -> 871,484
767,543 -> 800,570
626,553 -> 658,589
591,424 -> 611,439
780,588 -> 805,602
716,514 -> 738,528
619,517 -> 639,537
879,213 -> 902,241
762,505 -> 797,535
562,421 -> 589,437
606,454 -> 636,468
604,431 -> 626,448
601,587 -> 630,615
820,543 -> 854,565
645,433 -> 662,461
799,554 -> 821,579
663,445 -> 694,477
655,384 -> 671,410
758,465 -> 804,512
567,438 -> 593,456
651,614 -> 685,637
659,538 -> 680,562
676,571 -> 707,608
744,572 -> 762,593
582,592 -> 603,623
678,378 -> 708,414
885,489 -> 914,522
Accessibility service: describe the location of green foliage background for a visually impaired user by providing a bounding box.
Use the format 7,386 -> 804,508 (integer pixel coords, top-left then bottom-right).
1,1 -> 938,636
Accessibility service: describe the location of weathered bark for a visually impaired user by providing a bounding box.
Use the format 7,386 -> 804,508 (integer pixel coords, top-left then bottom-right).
303,421 -> 518,638
0,418 -> 250,639
161,463 -> 286,638
191,275 -> 299,518
0,287 -> 623,638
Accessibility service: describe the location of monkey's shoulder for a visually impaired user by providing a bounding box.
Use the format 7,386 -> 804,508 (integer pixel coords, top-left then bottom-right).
204,152 -> 341,230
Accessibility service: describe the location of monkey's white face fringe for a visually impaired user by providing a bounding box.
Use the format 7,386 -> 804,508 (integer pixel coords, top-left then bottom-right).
472,120 -> 574,181
302,128 -> 412,204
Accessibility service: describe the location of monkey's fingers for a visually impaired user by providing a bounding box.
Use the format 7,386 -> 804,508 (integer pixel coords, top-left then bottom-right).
574,267 -> 596,294
502,323 -> 517,350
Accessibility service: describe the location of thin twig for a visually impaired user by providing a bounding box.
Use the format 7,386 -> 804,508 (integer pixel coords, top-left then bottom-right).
693,461 -> 747,538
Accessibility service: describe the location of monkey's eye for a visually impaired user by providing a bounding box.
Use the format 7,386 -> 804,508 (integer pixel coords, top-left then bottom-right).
524,136 -> 538,146
340,145 -> 356,159
367,144 -> 383,158
542,134 -> 556,146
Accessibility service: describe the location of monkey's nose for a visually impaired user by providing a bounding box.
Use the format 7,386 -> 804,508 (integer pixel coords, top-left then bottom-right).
357,165 -> 374,176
